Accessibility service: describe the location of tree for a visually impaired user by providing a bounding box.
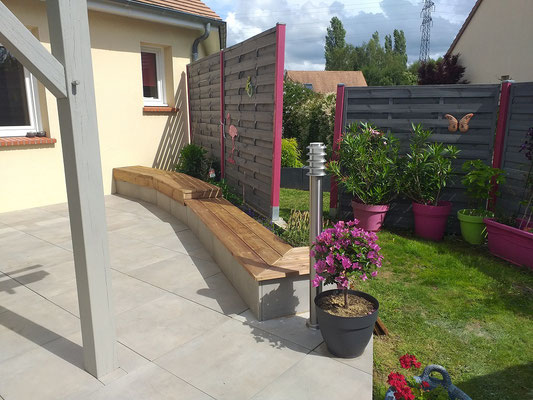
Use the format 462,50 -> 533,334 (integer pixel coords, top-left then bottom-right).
393,29 -> 406,59
325,17 -> 347,70
418,54 -> 468,84
384,34 -> 393,54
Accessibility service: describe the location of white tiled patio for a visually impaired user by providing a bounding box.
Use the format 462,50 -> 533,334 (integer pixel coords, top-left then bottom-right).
0,195 -> 372,400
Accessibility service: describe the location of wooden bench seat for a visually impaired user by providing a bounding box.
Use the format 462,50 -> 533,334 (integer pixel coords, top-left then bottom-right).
113,166 -> 221,204
113,166 -> 310,320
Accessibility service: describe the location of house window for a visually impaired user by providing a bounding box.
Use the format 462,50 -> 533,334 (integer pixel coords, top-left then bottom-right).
141,46 -> 166,106
304,83 -> 313,90
0,45 -> 42,137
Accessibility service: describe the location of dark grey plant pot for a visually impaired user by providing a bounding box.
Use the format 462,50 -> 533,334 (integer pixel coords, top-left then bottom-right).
315,289 -> 379,358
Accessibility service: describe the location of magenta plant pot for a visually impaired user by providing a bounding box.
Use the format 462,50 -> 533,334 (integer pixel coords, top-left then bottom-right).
351,201 -> 389,232
484,219 -> 533,269
412,201 -> 452,241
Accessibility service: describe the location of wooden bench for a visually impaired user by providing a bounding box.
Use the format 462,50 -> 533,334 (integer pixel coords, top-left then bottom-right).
113,166 -> 310,320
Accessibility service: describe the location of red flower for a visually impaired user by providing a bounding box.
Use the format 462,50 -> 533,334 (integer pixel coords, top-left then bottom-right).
421,381 -> 430,389
387,372 -> 407,390
399,354 -> 421,369
393,385 -> 415,400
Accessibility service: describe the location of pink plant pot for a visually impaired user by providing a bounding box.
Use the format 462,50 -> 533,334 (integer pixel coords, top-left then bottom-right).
516,218 -> 533,231
485,219 -> 533,269
412,201 -> 452,241
351,201 -> 390,232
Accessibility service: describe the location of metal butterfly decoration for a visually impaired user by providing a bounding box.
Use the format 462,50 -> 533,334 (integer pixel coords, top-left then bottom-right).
444,113 -> 474,133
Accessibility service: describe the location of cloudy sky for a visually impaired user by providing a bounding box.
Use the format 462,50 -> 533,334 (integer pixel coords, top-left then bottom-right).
207,0 -> 477,69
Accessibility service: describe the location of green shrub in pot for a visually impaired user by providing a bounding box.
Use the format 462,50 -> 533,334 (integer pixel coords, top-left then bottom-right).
458,160 -> 505,244
400,124 -> 459,240
327,122 -> 400,231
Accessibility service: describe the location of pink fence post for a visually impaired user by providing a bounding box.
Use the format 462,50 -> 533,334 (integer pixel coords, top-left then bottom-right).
186,63 -> 193,144
329,83 -> 345,216
490,80 -> 512,210
219,50 -> 225,179
270,23 -> 286,221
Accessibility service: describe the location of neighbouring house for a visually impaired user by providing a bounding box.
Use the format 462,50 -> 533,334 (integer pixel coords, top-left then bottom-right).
285,70 -> 367,94
0,0 -> 225,213
447,0 -> 533,83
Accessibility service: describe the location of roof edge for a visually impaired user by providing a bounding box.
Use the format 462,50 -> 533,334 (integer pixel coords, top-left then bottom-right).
446,0 -> 483,56
89,0 -> 226,48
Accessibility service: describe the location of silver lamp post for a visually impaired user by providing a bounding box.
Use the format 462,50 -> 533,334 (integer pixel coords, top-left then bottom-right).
306,142 -> 326,329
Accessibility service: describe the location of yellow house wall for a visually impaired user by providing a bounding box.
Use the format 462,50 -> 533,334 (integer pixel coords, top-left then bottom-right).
1,0 -> 220,212
452,0 -> 533,83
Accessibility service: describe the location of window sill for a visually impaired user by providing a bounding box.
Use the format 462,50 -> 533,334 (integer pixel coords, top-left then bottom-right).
0,137 -> 57,147
143,106 -> 179,114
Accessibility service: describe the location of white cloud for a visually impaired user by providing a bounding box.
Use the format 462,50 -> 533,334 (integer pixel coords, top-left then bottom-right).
212,0 -> 476,70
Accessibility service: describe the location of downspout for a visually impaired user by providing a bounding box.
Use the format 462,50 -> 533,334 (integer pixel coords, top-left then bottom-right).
192,23 -> 211,61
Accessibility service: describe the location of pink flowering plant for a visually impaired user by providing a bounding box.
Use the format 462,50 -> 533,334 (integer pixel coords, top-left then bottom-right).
311,219 -> 383,307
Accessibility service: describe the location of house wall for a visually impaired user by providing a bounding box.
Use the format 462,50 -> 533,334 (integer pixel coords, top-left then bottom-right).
452,0 -> 533,83
0,0 -> 220,213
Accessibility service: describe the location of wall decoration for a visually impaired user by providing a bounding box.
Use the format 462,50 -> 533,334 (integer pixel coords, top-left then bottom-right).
226,112 -> 238,164
444,113 -> 475,132
245,76 -> 255,97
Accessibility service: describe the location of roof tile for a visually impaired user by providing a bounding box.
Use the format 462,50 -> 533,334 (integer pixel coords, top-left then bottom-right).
133,0 -> 221,20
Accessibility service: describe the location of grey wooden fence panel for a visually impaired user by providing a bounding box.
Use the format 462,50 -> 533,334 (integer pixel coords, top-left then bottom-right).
188,52 -> 221,161
499,82 -> 533,215
222,26 -> 278,217
339,84 -> 501,233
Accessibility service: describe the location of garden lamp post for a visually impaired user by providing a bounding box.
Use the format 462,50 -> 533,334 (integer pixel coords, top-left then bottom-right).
307,142 -> 326,329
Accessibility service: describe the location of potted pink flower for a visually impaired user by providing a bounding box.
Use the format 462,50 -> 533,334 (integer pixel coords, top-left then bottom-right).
311,219 -> 381,358
385,354 -> 471,400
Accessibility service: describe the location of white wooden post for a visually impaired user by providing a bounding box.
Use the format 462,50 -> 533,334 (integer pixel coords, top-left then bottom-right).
45,0 -> 117,378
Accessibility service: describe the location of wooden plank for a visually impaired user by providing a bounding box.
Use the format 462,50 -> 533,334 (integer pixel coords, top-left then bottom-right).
214,198 -> 292,255
224,74 -> 276,90
224,55 -> 276,75
224,33 -> 276,61
202,199 -> 281,264
0,1 -> 67,98
46,0 -> 115,378
344,103 -> 496,113
345,85 -> 499,99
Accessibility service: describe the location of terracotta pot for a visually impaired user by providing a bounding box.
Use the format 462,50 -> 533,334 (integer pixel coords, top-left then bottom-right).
484,218 -> 533,269
351,201 -> 389,232
412,201 -> 452,241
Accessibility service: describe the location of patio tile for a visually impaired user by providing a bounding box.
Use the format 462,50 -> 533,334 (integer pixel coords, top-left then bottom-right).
0,333 -> 103,400
250,352 -> 372,400
0,207 -> 56,226
0,294 -> 81,362
0,272 -> 41,310
108,237 -> 178,273
144,229 -> 205,254
127,254 -> 221,292
116,294 -> 228,360
111,218 -> 188,241
313,337 -> 374,375
172,272 -> 248,316
49,270 -> 168,317
9,260 -> 77,299
155,318 -> 309,400
233,311 -> 324,351
76,364 -> 213,400
0,237 -> 73,274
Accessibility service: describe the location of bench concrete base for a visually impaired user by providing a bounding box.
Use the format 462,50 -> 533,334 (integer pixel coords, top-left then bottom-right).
114,180 -> 310,320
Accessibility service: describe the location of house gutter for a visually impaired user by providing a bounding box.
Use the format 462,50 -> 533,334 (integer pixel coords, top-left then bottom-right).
86,0 -> 226,50
192,23 -> 210,61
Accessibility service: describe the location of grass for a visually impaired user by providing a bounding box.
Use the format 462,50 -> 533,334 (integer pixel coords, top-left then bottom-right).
279,188 -> 533,400
279,188 -> 330,221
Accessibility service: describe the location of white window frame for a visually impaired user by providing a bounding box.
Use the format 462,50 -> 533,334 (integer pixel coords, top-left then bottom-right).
141,46 -> 166,107
0,64 -> 43,137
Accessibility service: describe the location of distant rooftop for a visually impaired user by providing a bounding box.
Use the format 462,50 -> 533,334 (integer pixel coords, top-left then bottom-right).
286,70 -> 367,94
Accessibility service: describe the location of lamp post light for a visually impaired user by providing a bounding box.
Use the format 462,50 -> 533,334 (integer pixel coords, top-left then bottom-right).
306,142 -> 326,329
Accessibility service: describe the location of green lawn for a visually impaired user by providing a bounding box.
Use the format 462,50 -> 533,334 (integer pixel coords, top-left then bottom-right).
279,189 -> 533,400
279,188 -> 330,221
